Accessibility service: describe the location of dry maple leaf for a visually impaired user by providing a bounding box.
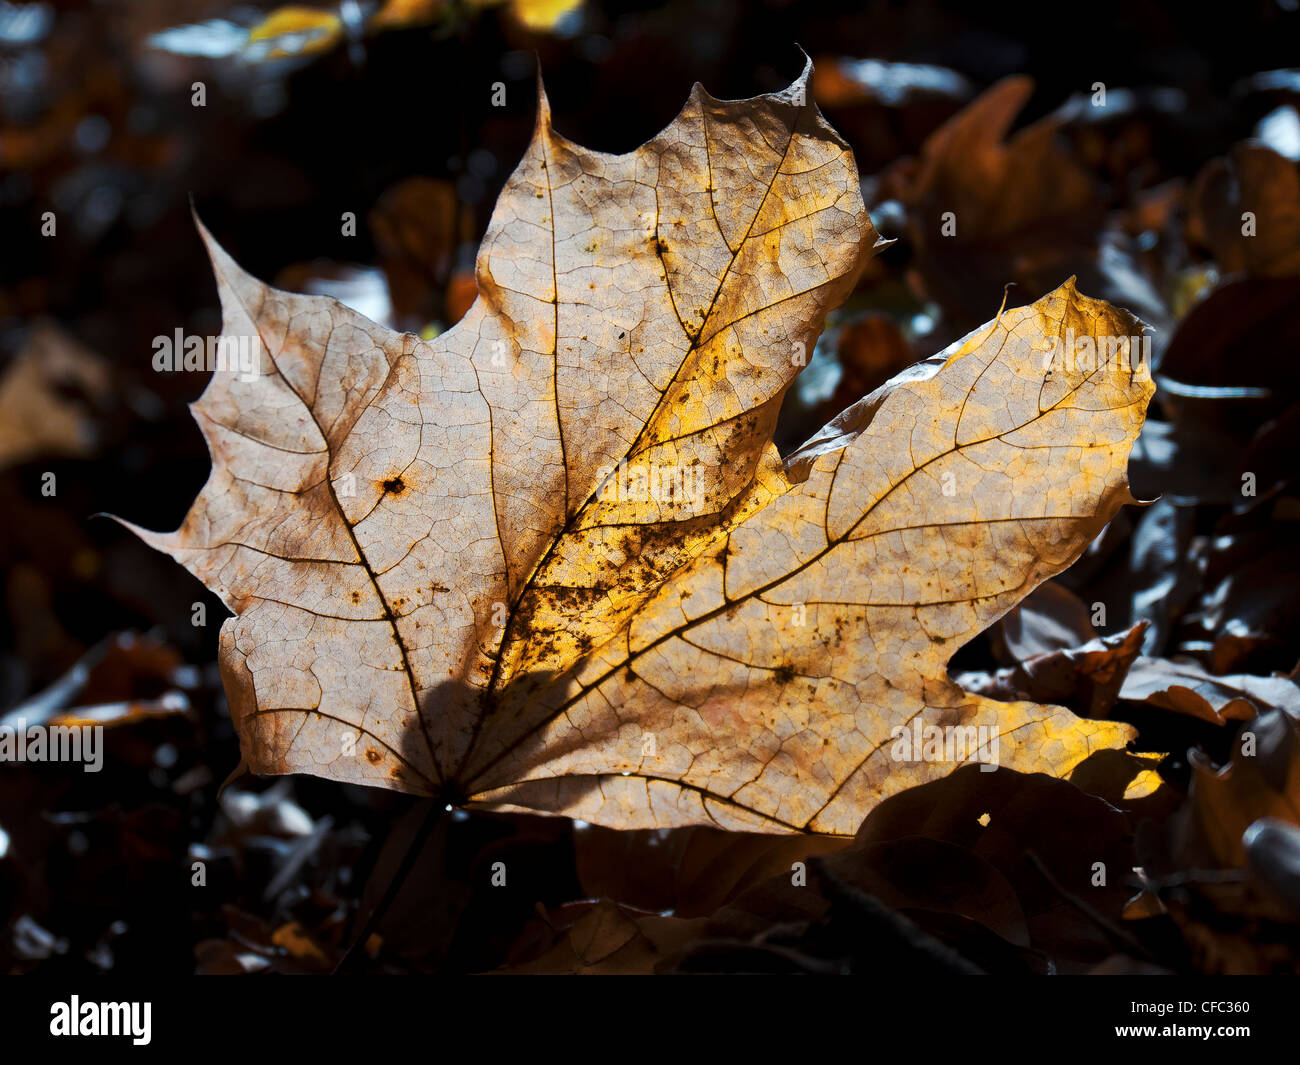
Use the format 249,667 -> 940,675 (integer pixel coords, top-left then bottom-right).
124,62 -> 1154,834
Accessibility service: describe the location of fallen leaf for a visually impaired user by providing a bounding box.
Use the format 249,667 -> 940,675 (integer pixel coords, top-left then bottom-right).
369,0 -> 447,32
0,322 -> 110,470
657,766 -> 1141,974
444,265 -> 478,326
1159,276 -> 1300,402
1189,522 -> 1300,673
825,311 -> 916,416
1138,711 -> 1300,973
1188,143 -> 1300,278
1178,709 -> 1300,868
125,64 -> 1152,834
0,632 -> 192,730
1119,657 -> 1300,726
846,765 -> 1139,970
878,76 -> 1106,330
572,822 -> 848,917
500,899 -> 706,974
1243,817 -> 1300,917
959,622 -> 1147,720
270,920 -> 332,966
1124,498 -> 1203,655
809,55 -> 972,172
368,177 -> 466,330
997,579 -> 1097,661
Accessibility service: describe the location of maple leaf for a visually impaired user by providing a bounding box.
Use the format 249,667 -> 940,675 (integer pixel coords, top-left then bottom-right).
124,62 -> 1154,834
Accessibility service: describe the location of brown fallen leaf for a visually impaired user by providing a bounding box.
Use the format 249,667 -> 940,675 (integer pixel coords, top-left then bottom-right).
196,906 -> 340,974
902,76 -> 1097,238
846,765 -> 1140,970
996,579 -> 1097,661
371,0 -> 584,36
1158,276 -> 1300,403
0,322 -> 111,470
878,76 -> 1104,329
1138,711 -> 1300,973
654,766 -> 1142,974
1119,657 -> 1300,726
444,265 -> 479,326
809,54 -> 972,173
959,622 -> 1147,721
124,63 -> 1153,834
269,920 -> 332,968
573,822 -> 848,917
825,311 -> 916,416
1187,143 -> 1300,278
1177,710 -> 1300,868
1244,818 -> 1300,918
368,177 -> 467,331
1186,504 -> 1300,674
500,899 -> 706,974
1,632 -> 193,732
